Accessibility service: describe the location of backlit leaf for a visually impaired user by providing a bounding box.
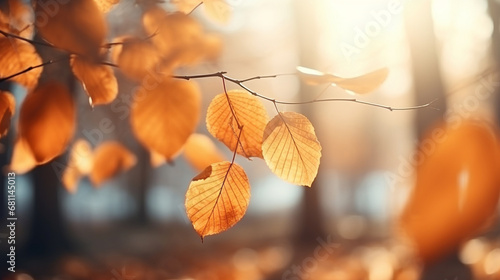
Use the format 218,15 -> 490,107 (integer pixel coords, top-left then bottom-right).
172,0 -> 232,24
400,121 -> 500,262
297,66 -> 389,94
93,0 -> 120,13
183,133 -> 225,171
206,90 -> 268,158
62,139 -> 93,193
262,112 -> 321,187
0,91 -> 15,137
70,55 -> 118,105
0,38 -> 42,89
10,137 -> 37,173
185,161 -> 250,239
18,82 -> 75,164
90,141 -> 136,186
5,0 -> 34,38
110,36 -> 161,81
35,0 -> 107,60
131,78 -> 201,161
142,7 -> 221,70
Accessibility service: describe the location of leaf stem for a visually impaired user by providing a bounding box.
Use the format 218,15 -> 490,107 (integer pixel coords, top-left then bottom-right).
0,56 -> 68,84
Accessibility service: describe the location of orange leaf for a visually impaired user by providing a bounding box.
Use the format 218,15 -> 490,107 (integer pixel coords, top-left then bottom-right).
35,0 -> 107,60
70,55 -> 118,105
131,79 -> 201,161
18,82 -> 75,164
90,141 -> 136,186
185,161 -> 250,239
183,133 -> 225,171
172,0 -> 232,24
206,90 -> 268,158
93,0 -> 120,13
0,38 -> 42,89
62,139 -> 93,193
400,121 -> 500,262
10,137 -> 37,174
150,149 -> 166,168
262,112 -> 321,187
297,66 -> 389,94
110,36 -> 161,81
0,91 -> 15,137
5,0 -> 34,38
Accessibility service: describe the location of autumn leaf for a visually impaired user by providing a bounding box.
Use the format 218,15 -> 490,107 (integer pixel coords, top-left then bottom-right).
206,90 -> 268,158
297,66 -> 389,94
185,161 -> 250,239
183,133 -> 225,171
93,0 -> 120,13
35,0 -> 107,60
142,7 -> 221,70
10,137 -> 37,174
110,36 -> 161,81
150,150 -> 166,168
70,55 -> 118,105
62,139 -> 93,193
400,121 -> 500,262
0,91 -> 15,137
172,0 -> 232,24
4,0 -> 34,38
0,38 -> 42,89
90,141 -> 136,186
18,82 -> 75,164
262,112 -> 321,187
131,78 -> 201,161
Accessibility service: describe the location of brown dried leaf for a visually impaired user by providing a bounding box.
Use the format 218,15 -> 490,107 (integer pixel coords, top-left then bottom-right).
0,91 -> 15,137
18,82 -> 75,164
183,133 -> 225,171
131,79 -> 201,161
206,90 -> 268,158
262,112 -> 322,187
90,141 -> 136,186
35,0 -> 107,60
185,161 -> 250,239
0,38 -> 42,89
70,55 -> 118,105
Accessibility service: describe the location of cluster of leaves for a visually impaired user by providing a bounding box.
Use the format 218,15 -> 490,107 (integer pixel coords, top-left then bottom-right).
0,0 -> 398,240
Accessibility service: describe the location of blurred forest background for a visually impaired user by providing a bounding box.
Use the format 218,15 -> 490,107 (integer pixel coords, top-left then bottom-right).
1,0 -> 500,279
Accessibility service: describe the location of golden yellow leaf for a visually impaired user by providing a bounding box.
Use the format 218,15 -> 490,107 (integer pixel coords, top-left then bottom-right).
10,137 -> 36,174
35,0 -> 107,60
400,121 -> 500,262
93,0 -> 120,13
185,161 -> 250,239
262,112 -> 321,187
110,36 -> 161,81
0,91 -> 15,137
62,139 -> 93,193
70,55 -> 118,105
297,66 -> 389,94
0,38 -> 42,89
18,82 -> 75,164
183,133 -> 225,171
206,90 -> 268,158
131,79 -> 201,161
90,141 -> 136,186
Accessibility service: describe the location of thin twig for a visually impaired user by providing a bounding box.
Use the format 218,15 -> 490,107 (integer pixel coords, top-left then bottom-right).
0,29 -> 54,48
188,2 -> 204,15
172,71 -> 434,111
0,57 -> 68,84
